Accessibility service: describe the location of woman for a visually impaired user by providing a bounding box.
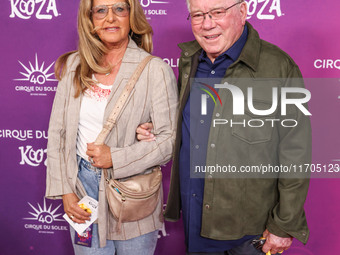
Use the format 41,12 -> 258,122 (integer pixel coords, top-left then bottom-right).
45,0 -> 178,254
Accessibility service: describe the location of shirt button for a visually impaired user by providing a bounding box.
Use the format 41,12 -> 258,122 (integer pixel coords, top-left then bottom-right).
211,144 -> 215,148
211,70 -> 215,75
184,52 -> 189,56
192,193 -> 196,197
205,204 -> 210,209
184,73 -> 189,78
195,145 -> 199,149
200,120 -> 204,124
216,113 -> 220,117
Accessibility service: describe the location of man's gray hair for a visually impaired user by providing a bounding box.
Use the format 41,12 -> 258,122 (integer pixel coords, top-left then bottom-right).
186,0 -> 190,12
186,0 -> 243,12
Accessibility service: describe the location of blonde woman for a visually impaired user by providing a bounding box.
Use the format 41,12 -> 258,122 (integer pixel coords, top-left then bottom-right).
45,0 -> 178,254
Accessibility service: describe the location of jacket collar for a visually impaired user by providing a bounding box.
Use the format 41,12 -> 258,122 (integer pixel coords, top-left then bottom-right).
108,37 -> 145,84
237,22 -> 260,72
178,39 -> 202,57
178,22 -> 260,72
122,37 -> 144,63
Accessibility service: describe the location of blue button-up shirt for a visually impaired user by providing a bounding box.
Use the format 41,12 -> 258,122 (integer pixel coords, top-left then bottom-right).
179,26 -> 256,253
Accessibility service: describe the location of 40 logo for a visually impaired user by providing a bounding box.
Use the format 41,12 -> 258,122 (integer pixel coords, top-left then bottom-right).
23,198 -> 64,224
14,54 -> 57,85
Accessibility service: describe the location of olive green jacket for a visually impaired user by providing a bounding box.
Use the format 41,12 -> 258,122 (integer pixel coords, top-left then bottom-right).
164,22 -> 311,244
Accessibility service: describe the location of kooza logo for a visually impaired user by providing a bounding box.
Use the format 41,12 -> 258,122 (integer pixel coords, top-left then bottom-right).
9,0 -> 59,20
14,54 -> 57,85
19,145 -> 47,167
245,0 -> 283,20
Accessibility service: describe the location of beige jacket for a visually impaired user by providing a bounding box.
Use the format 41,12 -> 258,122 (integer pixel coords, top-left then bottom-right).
45,39 -> 178,247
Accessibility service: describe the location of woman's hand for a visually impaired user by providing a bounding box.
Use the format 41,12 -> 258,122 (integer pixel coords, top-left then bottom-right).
86,143 -> 113,168
136,122 -> 155,141
62,193 -> 91,224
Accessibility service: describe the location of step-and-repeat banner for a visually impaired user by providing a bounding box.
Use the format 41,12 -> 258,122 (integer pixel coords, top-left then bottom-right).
1,0 -> 339,254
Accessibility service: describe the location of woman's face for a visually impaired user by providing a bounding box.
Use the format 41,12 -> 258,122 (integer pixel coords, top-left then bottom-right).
91,0 -> 130,49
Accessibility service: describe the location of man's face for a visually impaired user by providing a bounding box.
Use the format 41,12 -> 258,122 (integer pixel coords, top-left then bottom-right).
189,0 -> 247,62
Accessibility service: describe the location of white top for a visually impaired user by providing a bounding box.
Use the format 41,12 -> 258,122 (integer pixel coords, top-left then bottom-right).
77,79 -> 112,160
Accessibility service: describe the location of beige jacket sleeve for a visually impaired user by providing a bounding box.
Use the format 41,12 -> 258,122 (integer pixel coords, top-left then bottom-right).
45,54 -> 78,199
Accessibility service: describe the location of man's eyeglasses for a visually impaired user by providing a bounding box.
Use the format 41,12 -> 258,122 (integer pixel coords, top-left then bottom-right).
187,1 -> 244,25
91,2 -> 130,20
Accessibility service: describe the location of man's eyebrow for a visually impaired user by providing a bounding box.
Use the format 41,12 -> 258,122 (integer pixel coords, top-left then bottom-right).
190,6 -> 225,13
190,8 -> 202,13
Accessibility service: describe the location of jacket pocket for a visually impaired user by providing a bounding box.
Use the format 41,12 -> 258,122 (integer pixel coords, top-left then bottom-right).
231,99 -> 277,144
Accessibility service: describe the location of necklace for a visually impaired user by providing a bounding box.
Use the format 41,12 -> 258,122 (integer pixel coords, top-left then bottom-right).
105,57 -> 123,76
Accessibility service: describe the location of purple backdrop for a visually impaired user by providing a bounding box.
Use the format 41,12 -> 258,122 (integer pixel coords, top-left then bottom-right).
1,0 -> 339,254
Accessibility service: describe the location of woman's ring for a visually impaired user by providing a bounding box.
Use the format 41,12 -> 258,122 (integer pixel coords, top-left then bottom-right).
70,215 -> 74,220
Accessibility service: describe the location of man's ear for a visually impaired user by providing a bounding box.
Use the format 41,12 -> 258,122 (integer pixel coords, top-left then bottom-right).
240,1 -> 248,25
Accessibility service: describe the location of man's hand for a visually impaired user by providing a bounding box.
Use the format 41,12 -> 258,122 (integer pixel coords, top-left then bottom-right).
86,143 -> 113,168
262,229 -> 293,254
62,193 -> 91,224
136,122 -> 155,141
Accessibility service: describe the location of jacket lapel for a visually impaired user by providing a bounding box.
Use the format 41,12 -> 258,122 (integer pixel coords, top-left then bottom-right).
104,39 -> 142,122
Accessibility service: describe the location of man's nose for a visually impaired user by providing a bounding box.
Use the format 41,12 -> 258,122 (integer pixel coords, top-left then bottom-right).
202,13 -> 215,29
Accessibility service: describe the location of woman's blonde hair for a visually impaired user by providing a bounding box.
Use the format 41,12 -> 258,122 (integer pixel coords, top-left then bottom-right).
55,0 -> 153,98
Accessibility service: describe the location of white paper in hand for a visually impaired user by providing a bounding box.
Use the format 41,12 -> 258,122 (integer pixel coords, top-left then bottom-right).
63,196 -> 98,235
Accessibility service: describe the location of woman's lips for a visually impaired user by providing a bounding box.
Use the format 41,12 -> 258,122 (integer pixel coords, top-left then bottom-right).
104,27 -> 119,32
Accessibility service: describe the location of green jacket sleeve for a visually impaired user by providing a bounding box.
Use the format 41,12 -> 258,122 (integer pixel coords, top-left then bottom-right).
266,64 -> 311,244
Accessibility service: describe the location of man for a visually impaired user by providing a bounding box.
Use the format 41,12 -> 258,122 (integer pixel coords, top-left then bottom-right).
137,0 -> 311,254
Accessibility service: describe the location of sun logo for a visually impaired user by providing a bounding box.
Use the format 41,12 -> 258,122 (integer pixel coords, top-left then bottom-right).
140,0 -> 169,8
23,198 -> 64,224
14,54 -> 57,85
199,82 -> 223,115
